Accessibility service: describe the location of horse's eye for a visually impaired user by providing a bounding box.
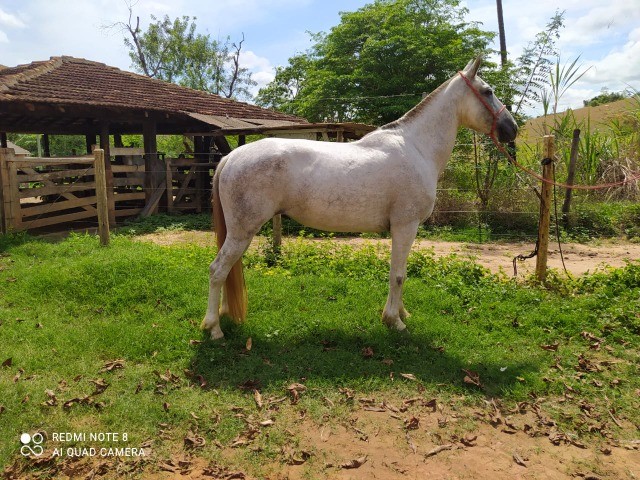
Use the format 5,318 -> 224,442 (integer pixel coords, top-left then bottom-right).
484,88 -> 493,96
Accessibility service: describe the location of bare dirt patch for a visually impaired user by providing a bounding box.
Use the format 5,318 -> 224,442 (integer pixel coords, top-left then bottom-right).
135,231 -> 640,277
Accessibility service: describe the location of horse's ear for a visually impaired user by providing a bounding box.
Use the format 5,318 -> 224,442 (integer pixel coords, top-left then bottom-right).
464,56 -> 483,78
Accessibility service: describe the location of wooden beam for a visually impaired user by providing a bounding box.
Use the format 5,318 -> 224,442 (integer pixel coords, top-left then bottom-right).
0,132 -> 7,148
140,180 -> 166,217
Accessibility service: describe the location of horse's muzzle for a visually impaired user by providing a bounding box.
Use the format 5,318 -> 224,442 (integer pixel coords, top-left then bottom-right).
496,113 -> 518,143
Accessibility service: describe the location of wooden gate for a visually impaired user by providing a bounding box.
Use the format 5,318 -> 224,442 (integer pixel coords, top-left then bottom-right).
166,157 -> 218,213
0,148 -> 109,235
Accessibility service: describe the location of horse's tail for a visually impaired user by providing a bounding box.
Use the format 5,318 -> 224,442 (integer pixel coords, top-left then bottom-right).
213,157 -> 248,323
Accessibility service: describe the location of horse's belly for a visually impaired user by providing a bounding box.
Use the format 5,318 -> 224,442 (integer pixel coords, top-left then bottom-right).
286,205 -> 389,233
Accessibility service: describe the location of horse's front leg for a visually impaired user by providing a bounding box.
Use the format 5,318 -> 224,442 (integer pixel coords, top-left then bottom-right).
382,221 -> 419,331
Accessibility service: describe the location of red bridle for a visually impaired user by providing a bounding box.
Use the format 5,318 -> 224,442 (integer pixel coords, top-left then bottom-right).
458,71 -> 506,140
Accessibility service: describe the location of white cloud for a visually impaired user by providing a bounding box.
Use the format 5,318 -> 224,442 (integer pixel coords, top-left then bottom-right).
240,50 -> 276,94
0,7 -> 26,28
579,27 -> 640,87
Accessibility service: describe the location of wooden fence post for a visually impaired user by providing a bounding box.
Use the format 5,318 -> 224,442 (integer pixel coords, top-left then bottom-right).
536,135 -> 555,283
272,214 -> 282,252
0,149 -> 5,234
1,148 -> 20,232
94,149 -> 110,246
562,128 -> 580,228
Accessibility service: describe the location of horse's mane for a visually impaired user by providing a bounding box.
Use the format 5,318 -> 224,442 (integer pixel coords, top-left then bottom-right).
380,76 -> 454,131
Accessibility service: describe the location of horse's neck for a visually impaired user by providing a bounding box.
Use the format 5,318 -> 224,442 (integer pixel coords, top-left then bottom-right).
388,80 -> 461,173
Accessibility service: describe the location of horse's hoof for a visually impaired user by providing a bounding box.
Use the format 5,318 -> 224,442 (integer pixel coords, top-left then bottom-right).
201,318 -> 224,340
210,328 -> 224,340
382,314 -> 407,332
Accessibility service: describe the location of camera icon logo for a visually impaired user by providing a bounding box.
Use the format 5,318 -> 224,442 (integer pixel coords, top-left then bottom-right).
20,432 -> 44,457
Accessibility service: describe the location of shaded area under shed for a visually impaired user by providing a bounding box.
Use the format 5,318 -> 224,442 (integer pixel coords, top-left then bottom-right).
0,56 -> 375,234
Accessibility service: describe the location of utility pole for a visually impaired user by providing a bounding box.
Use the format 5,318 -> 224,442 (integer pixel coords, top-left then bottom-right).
496,0 -> 508,67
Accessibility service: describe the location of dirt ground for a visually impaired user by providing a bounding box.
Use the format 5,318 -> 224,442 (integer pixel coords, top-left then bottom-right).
136,230 -> 640,277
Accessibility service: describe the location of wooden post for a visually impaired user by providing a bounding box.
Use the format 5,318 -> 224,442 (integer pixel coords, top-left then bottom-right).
0,133 -> 7,148
0,148 -> 20,232
562,129 -> 580,228
272,214 -> 282,252
85,134 -> 95,155
536,135 -> 555,283
93,149 -> 110,246
166,159 -> 174,213
0,148 -> 6,233
99,124 -> 116,225
42,134 -> 51,157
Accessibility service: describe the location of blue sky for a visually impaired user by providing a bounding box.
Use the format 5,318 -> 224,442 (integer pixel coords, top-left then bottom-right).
1,0 -> 638,115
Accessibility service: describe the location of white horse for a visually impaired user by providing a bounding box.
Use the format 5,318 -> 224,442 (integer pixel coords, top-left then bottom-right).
202,57 -> 517,340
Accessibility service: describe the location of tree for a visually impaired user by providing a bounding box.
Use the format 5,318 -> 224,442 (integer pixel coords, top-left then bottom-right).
511,10 -> 565,116
256,0 -> 494,125
583,90 -> 628,107
109,5 -> 256,100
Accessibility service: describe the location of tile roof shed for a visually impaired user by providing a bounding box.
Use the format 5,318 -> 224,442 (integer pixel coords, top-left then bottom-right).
0,56 -> 306,136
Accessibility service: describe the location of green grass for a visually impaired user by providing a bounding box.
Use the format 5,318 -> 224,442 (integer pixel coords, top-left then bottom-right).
0,233 -> 639,476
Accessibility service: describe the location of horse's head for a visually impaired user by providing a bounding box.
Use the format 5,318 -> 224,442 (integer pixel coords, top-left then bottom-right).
457,56 -> 518,143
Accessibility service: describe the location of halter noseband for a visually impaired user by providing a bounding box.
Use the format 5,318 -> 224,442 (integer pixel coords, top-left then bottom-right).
458,71 -> 506,140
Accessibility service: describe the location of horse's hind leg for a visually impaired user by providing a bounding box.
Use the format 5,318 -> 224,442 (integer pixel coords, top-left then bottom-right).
382,221 -> 419,331
202,235 -> 252,339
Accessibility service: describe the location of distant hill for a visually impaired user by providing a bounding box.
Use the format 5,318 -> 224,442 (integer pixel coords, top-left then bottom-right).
520,97 -> 638,143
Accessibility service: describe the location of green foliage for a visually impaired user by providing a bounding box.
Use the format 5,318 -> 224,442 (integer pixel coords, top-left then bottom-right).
512,10 -> 565,115
8,134 -> 88,156
256,0 -> 494,124
583,89 -> 628,107
117,213 -> 212,235
121,13 -> 255,100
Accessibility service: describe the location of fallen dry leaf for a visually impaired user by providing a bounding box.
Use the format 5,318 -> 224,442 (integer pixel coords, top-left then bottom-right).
404,416 -> 420,430
100,359 -> 125,373
513,452 -> 527,467
340,455 -> 368,469
42,389 -> 58,407
245,337 -> 252,351
424,444 -> 453,458
400,373 -> 418,381
540,343 -> 559,351
89,378 -> 109,395
462,369 -> 482,388
1,358 -> 12,367
287,383 -> 307,404
184,430 -> 206,448
361,347 -> 374,358
253,389 -> 263,409
461,434 -> 477,447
